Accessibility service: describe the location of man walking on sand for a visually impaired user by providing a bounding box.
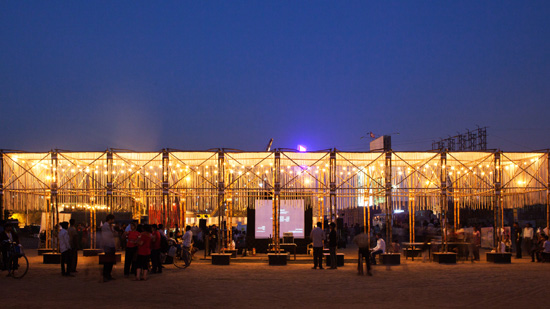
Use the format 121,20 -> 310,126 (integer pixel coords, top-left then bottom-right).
68,219 -> 79,272
102,214 -> 116,282
328,222 -> 338,269
523,223 -> 534,260
310,222 -> 325,269
353,231 -> 372,276
59,222 -> 73,277
513,222 -> 522,258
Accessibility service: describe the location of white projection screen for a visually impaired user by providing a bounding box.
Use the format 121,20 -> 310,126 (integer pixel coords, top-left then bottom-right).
254,199 -> 304,239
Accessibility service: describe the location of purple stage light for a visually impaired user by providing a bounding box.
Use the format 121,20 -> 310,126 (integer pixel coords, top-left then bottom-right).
297,145 -> 307,152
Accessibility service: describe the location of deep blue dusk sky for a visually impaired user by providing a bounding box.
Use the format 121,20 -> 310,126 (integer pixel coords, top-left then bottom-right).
1,1 -> 549,152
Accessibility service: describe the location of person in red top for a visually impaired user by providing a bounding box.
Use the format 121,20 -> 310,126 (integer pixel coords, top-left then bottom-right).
124,222 -> 140,277
150,224 -> 162,274
135,224 -> 152,281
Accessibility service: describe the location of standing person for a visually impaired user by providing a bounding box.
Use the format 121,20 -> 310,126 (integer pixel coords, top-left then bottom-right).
81,225 -> 89,249
513,222 -> 523,258
135,225 -> 152,281
310,222 -> 325,270
59,222 -> 73,277
542,235 -> 550,254
328,222 -> 338,269
68,219 -> 78,273
371,233 -> 386,265
124,222 -> 139,277
353,231 -> 372,276
191,224 -> 200,245
101,214 -> 116,282
209,225 -> 218,254
157,224 -> 166,238
1,224 -> 19,271
523,223 -> 534,261
472,226 -> 481,261
532,232 -> 545,262
174,224 -> 180,241
182,225 -> 193,266
150,224 -> 162,274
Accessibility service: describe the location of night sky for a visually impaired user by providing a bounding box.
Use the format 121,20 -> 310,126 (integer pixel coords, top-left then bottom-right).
1,1 -> 549,152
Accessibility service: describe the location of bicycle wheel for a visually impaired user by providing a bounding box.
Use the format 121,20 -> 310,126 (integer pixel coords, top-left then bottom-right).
187,253 -> 192,266
11,255 -> 29,279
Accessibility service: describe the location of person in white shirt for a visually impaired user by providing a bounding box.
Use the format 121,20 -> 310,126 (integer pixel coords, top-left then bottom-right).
371,233 -> 386,265
181,226 -> 193,267
125,220 -> 138,233
310,222 -> 326,269
543,235 -> 550,253
59,221 -> 73,277
158,224 -> 166,238
182,226 -> 193,248
523,223 -> 534,260
101,214 -> 116,282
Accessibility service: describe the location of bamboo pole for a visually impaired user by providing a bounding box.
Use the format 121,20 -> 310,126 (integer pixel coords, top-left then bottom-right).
408,193 -> 412,242
441,152 -> 448,252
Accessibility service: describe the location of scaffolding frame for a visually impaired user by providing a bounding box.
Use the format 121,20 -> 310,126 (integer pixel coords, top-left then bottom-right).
2,149 -> 549,252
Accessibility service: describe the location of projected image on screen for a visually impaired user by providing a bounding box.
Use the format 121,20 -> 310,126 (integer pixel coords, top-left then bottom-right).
255,199 -> 304,239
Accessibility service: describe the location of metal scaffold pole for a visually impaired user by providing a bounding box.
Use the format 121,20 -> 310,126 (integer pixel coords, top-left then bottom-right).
51,151 -> 59,252
107,151 -> 113,214
182,196 -> 186,232
162,150 -> 169,228
0,152 -> 3,221
365,189 -> 371,246
494,152 -> 502,251
385,151 -> 392,245
454,193 -> 459,231
318,195 -> 324,229
329,150 -> 336,223
367,201 -> 371,245
273,151 -> 281,252
408,192 -> 413,242
440,151 -> 448,252
227,196 -> 232,250
217,150 -> 225,252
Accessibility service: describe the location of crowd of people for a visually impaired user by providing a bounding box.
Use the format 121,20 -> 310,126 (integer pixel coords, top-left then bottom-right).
309,221 -> 385,276
102,216 -> 175,282
3,215 -> 550,281
309,219 -> 550,276
46,215 -> 186,282
511,222 -> 550,262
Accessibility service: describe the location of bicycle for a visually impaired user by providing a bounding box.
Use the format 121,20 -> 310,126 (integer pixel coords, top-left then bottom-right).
2,241 -> 29,279
173,244 -> 195,269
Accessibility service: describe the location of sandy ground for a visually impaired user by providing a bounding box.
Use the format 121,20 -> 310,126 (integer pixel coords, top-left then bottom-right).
1,247 -> 549,309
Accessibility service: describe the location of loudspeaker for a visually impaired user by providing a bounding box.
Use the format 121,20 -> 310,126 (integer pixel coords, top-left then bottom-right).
337,218 -> 344,230
199,219 -> 207,230
247,207 -> 255,238
305,207 -> 313,237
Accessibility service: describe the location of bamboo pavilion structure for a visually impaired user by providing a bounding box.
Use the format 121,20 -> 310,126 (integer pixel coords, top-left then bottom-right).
1,149 -> 549,253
